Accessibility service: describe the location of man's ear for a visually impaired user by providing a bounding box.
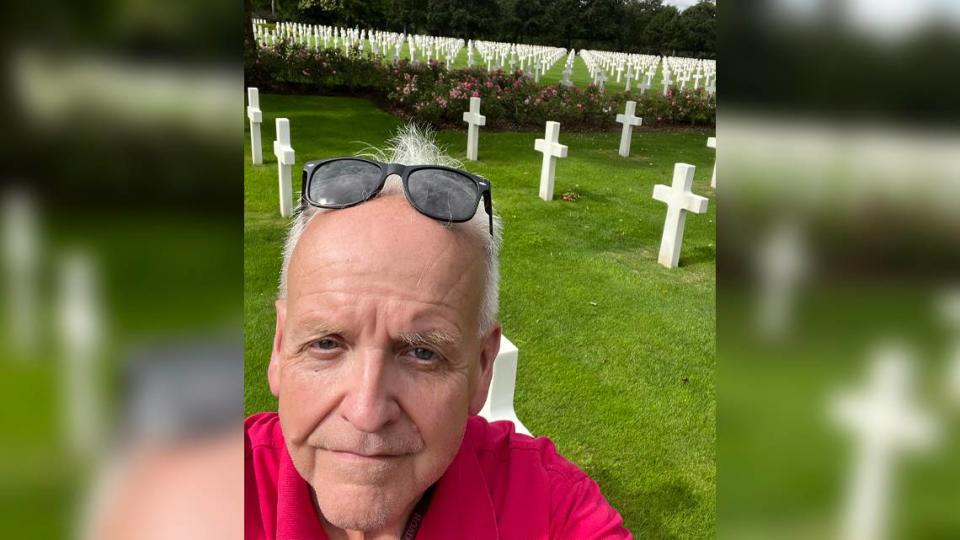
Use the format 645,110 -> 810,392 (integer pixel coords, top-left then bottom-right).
268,299 -> 287,397
469,323 -> 501,416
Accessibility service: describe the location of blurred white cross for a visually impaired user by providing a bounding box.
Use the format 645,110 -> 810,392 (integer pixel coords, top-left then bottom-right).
832,345 -> 938,540
938,289 -> 960,403
755,219 -> 809,339
3,190 -> 40,358
58,251 -> 104,461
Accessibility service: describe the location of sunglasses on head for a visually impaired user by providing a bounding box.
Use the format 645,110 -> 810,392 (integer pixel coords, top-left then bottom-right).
301,158 -> 494,235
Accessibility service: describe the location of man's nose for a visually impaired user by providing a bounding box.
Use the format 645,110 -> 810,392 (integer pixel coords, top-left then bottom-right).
338,349 -> 401,433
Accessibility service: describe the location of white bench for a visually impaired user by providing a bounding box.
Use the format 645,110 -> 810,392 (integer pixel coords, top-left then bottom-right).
479,335 -> 531,436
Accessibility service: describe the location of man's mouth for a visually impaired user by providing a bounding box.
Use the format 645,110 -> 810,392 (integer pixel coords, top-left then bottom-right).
326,449 -> 406,463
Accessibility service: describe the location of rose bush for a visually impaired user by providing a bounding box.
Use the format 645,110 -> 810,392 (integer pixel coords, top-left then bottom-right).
248,40 -> 715,129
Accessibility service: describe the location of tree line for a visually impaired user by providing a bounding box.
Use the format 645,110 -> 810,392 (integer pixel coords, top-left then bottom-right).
251,0 -> 716,58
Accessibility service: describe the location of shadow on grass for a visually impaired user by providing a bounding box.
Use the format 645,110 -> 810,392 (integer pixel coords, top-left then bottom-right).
593,466 -> 703,539
678,245 -> 717,268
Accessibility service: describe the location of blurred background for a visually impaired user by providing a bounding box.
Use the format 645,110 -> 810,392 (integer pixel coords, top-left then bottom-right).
0,0 -> 241,538
719,0 -> 959,539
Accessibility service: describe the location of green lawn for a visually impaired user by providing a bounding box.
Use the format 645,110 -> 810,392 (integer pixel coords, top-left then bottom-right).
244,94 -> 716,537
719,286 -> 960,540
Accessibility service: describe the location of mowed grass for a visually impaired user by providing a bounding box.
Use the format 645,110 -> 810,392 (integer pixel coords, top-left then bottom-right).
719,287 -> 960,539
244,94 -> 716,537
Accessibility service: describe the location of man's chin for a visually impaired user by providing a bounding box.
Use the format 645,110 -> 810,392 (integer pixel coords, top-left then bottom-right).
314,482 -> 405,533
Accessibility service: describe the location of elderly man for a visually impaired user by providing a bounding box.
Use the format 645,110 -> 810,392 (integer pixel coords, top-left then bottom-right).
246,127 -> 631,539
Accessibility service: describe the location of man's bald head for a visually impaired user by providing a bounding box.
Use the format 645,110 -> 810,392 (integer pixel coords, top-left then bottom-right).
278,126 -> 502,335
286,194 -> 487,336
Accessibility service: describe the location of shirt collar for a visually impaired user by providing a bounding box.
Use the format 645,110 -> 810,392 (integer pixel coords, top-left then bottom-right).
417,418 -> 499,538
276,445 -> 328,539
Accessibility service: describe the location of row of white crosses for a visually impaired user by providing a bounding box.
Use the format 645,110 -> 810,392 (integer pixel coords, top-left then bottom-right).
470,40 -> 566,79
248,87 -> 295,218
462,95 -> 714,269
251,19 -> 718,97
664,56 -> 716,94
579,50 -> 661,94
254,20 -> 466,69
560,49 -> 576,87
538,99 -> 712,269
579,49 -> 716,96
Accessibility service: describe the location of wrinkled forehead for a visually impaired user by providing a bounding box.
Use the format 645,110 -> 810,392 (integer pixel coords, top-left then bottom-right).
287,195 -> 485,310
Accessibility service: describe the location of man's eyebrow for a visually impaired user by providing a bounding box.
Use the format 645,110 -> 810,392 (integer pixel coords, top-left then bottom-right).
292,319 -> 346,337
398,329 -> 460,348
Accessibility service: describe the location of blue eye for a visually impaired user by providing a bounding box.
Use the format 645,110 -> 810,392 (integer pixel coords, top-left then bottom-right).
411,348 -> 435,361
313,338 -> 339,350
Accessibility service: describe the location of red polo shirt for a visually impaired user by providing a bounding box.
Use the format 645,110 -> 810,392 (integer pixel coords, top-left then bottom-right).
246,412 -> 631,539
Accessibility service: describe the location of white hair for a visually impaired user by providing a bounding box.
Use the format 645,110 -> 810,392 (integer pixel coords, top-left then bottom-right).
278,124 -> 503,336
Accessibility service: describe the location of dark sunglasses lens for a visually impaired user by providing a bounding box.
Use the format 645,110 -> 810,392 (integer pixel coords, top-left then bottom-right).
407,169 -> 480,222
309,160 -> 382,206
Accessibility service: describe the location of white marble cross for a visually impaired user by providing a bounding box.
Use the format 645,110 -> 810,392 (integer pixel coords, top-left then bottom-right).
616,101 -> 643,157
652,164 -> 709,268
707,136 -> 717,188
247,87 -> 263,165
534,121 -> 568,202
463,97 -> 486,161
273,118 -> 296,218
832,346 -> 938,540
479,334 -> 531,436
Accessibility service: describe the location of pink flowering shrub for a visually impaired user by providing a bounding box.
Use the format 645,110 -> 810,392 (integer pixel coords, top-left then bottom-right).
247,40 -> 715,129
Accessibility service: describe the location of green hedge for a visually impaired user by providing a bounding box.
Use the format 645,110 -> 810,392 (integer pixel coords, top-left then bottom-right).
247,41 -> 715,130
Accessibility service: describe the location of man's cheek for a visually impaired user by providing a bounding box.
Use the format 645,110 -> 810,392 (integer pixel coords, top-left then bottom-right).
279,373 -> 330,436
412,382 -> 470,438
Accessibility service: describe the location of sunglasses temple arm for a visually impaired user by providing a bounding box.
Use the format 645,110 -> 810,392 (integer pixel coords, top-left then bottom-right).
483,191 -> 493,235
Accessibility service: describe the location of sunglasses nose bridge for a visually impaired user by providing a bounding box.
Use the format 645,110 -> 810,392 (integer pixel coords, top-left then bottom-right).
382,163 -> 405,177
